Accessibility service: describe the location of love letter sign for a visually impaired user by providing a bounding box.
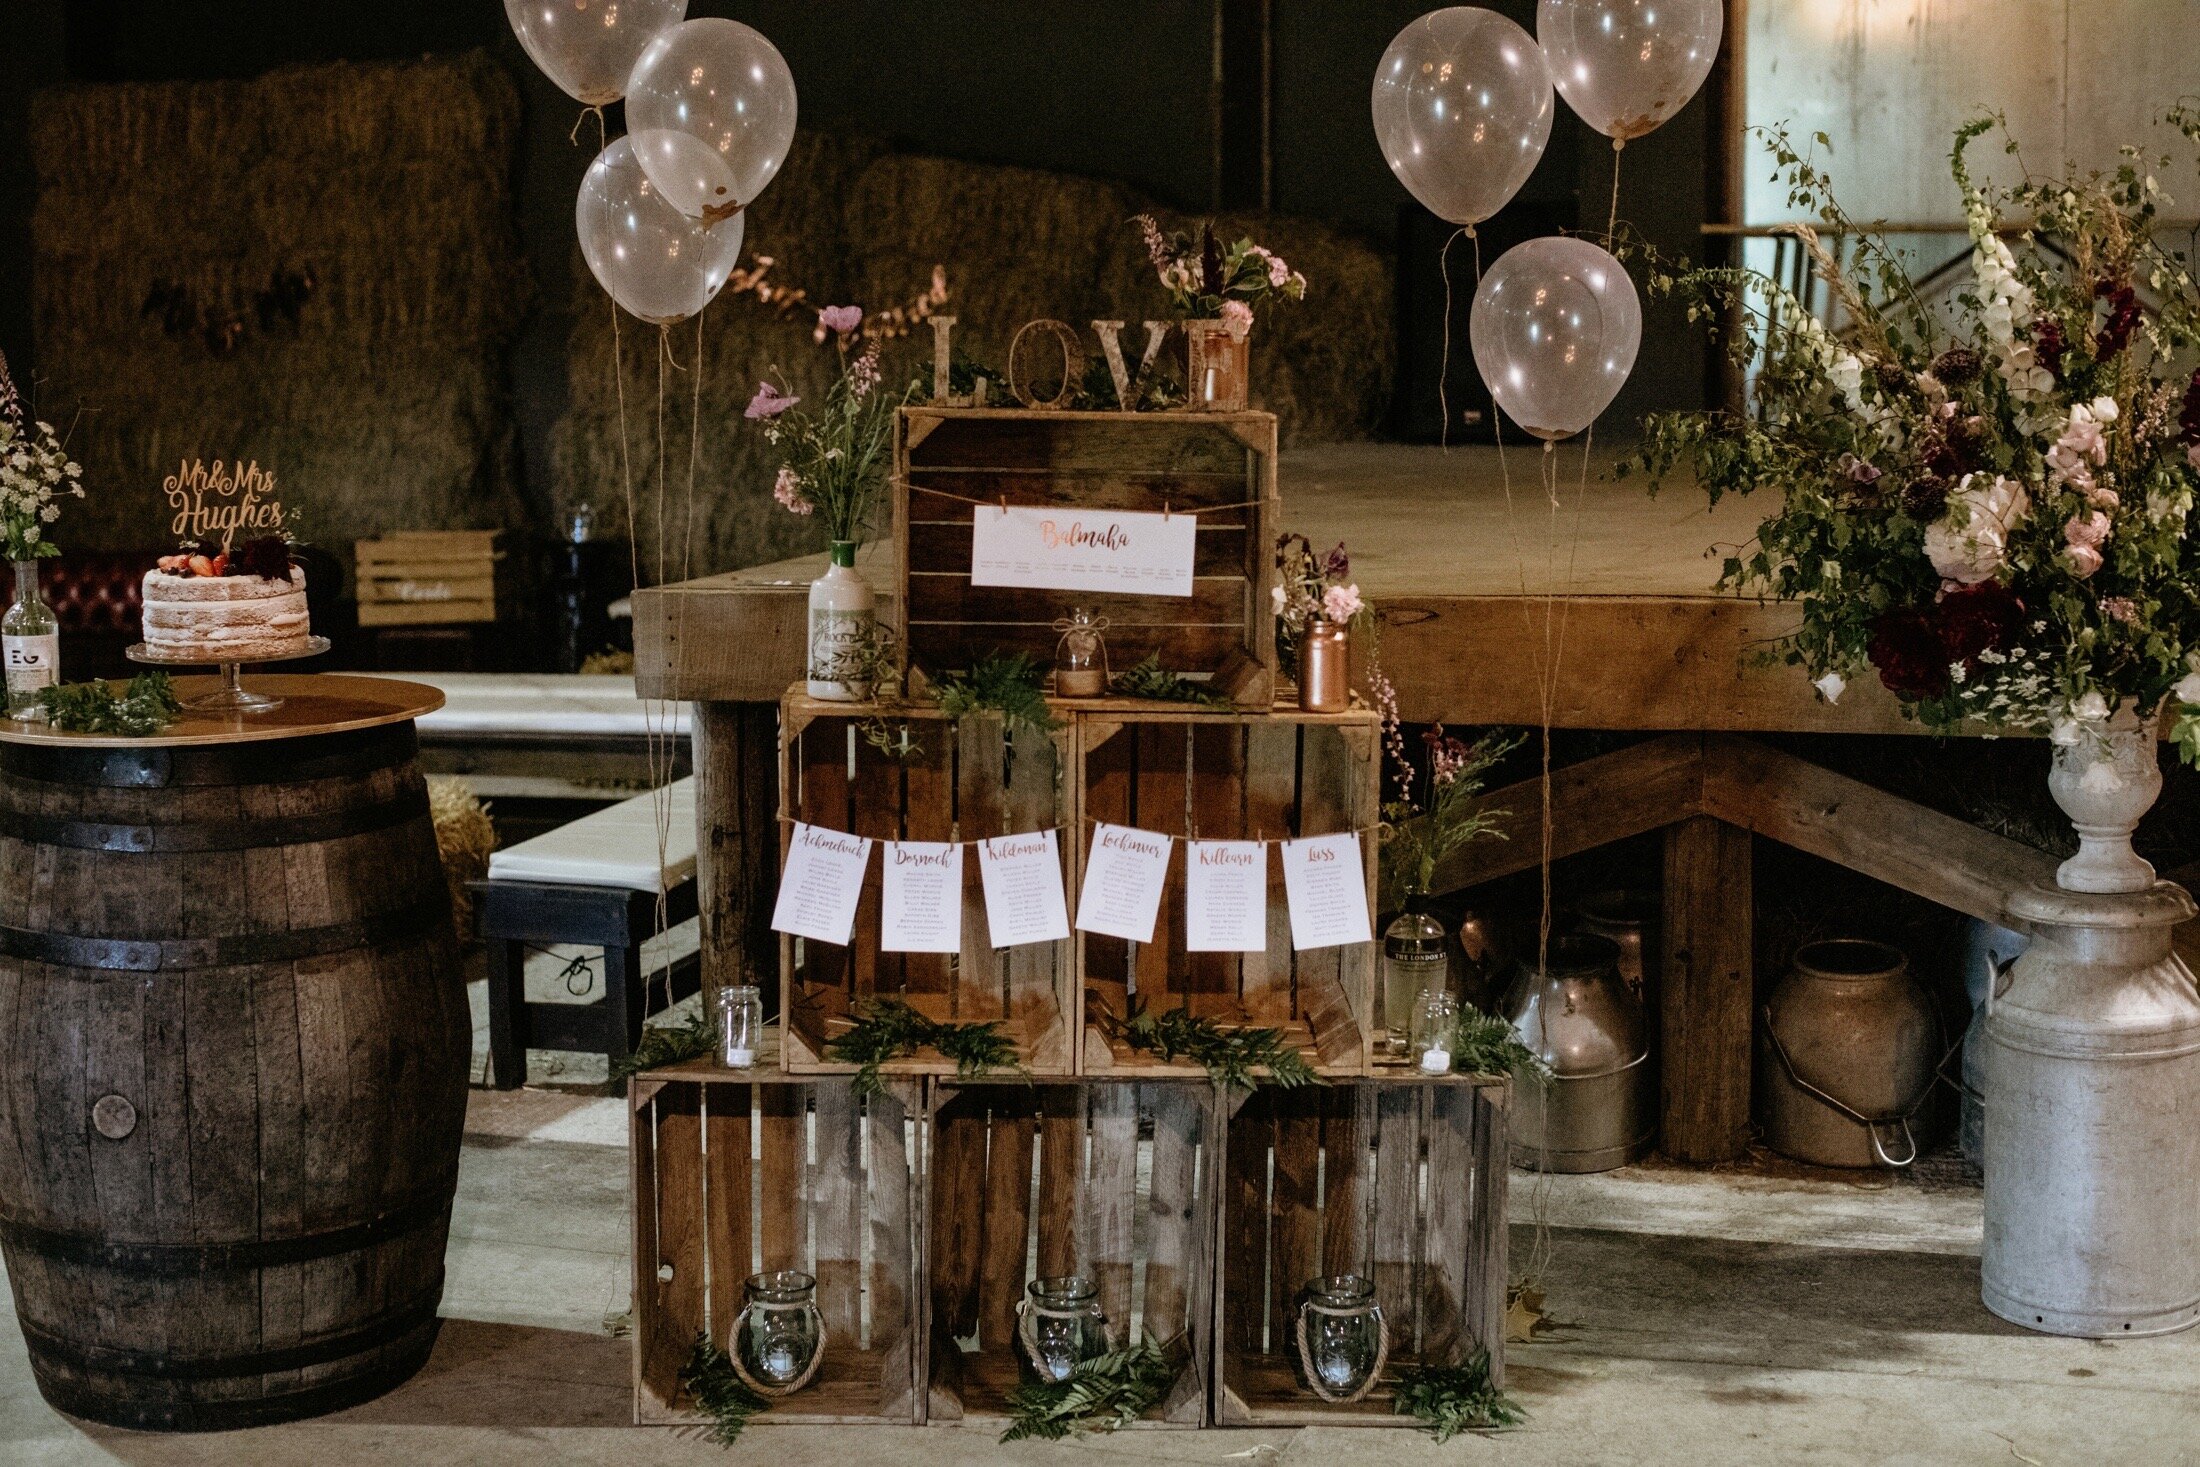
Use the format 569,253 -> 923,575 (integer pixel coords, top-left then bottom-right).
969,505 -> 1196,598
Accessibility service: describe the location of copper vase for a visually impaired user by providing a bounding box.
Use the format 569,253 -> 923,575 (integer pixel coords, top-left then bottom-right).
1298,623 -> 1349,712
1185,319 -> 1250,411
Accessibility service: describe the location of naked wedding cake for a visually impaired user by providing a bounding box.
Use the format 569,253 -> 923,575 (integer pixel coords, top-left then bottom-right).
141,538 -> 312,661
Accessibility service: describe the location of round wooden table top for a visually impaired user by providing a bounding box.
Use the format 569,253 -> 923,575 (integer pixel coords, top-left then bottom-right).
0,674 -> 445,748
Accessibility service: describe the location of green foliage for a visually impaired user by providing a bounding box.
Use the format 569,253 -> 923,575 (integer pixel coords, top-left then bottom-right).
1095,997 -> 1320,1092
1448,1008 -> 1548,1083
1000,1339 -> 1177,1442
678,1334 -> 769,1446
826,998 -> 1023,1098
37,673 -> 179,736
933,651 -> 1060,739
1391,1353 -> 1525,1441
1109,653 -> 1231,707
1379,728 -> 1519,908
609,1008 -> 716,1083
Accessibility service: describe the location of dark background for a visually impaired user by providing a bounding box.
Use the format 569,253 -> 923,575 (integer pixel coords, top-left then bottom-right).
0,0 -> 1711,493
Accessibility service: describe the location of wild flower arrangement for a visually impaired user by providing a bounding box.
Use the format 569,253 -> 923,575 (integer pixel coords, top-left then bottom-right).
1634,112 -> 2200,760
1133,215 -> 1307,338
1379,724 -> 1517,907
1273,532 -> 1366,667
0,352 -> 84,563
748,305 -> 902,550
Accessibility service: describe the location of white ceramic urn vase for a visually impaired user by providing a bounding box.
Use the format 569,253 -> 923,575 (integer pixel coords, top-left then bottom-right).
806,541 -> 876,702
2046,703 -> 2162,894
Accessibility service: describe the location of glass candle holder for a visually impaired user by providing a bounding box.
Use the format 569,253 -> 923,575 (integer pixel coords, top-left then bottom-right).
733,1269 -> 826,1395
715,985 -> 763,1069
1053,608 -> 1110,698
1411,988 -> 1461,1074
1016,1275 -> 1111,1383
1296,1274 -> 1388,1403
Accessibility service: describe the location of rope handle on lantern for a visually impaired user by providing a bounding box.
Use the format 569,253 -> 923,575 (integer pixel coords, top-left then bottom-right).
1294,1297 -> 1390,1406
725,1304 -> 828,1399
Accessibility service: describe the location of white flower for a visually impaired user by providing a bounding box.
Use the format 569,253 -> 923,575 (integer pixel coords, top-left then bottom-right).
1925,473 -> 2029,584
2050,717 -> 2083,746
1813,671 -> 1846,704
2175,671 -> 2200,705
2072,690 -> 2110,723
1826,351 -> 1865,406
2088,395 -> 2119,424
1270,584 -> 1287,614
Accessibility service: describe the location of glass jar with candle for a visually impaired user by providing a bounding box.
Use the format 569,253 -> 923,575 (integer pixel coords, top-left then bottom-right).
733,1270 -> 826,1394
1053,608 -> 1109,698
1381,895 -> 1448,1060
1411,988 -> 1460,1074
715,984 -> 762,1069
1296,1274 -> 1387,1402
1016,1275 -> 1111,1382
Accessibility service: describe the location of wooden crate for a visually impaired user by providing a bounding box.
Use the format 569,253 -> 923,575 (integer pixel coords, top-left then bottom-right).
892,407 -> 1279,708
630,1051 -> 923,1426
1214,1077 -> 1509,1426
355,529 -> 501,626
1075,702 -> 1381,1078
779,691 -> 1078,1076
924,1078 -> 1219,1428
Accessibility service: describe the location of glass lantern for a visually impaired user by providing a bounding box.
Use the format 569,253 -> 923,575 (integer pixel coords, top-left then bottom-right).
715,984 -> 763,1069
733,1269 -> 826,1395
1411,988 -> 1461,1074
1053,608 -> 1110,698
1017,1275 -> 1112,1382
1296,1274 -> 1388,1403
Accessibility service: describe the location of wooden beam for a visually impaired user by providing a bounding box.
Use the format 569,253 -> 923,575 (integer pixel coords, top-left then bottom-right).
1427,734 -> 1708,895
691,702 -> 783,999
1661,816 -> 1753,1163
1698,735 -> 2061,929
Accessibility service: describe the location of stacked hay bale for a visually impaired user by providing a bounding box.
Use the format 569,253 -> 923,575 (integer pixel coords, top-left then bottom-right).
29,53 -> 531,575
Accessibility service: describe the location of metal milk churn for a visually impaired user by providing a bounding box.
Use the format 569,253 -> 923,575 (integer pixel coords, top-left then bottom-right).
1576,889 -> 1657,1000
1982,882 -> 2200,1338
1757,939 -> 1940,1168
1503,934 -> 1655,1172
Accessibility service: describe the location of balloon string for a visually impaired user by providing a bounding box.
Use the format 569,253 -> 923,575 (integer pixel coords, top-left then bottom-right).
569,104 -> 607,150
1607,138 -> 1625,247
1439,226 -> 1467,452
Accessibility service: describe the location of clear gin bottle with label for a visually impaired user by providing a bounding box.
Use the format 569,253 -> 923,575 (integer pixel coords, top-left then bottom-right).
4,559 -> 59,721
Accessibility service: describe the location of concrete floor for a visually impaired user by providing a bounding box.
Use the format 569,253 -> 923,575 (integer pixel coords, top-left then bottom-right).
7,1072 -> 2197,1465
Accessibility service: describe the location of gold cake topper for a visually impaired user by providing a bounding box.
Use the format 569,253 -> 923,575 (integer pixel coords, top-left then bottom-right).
164,459 -> 288,550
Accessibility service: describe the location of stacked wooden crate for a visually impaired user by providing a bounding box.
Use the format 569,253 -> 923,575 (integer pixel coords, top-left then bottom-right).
636,407 -> 1507,1432
354,529 -> 501,627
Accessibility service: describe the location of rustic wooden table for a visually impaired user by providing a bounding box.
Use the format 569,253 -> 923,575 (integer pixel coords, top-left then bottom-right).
634,445 -> 2069,1162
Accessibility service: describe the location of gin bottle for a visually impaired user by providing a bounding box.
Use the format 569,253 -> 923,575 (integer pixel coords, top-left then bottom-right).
3,559 -> 59,721
1381,893 -> 1448,1059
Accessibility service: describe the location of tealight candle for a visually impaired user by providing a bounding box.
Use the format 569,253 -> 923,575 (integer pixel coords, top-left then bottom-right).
1419,1045 -> 1451,1075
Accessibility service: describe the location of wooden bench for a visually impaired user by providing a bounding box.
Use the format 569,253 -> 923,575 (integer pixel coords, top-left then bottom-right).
473,778 -> 701,1087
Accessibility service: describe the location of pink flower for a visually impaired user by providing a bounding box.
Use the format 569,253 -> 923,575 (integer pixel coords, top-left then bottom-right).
745,382 -> 799,419
2100,596 -> 2139,624
1133,213 -> 1172,272
2064,509 -> 2111,577
848,341 -> 882,401
1220,299 -> 1254,340
773,466 -> 812,516
1267,254 -> 1291,288
1321,582 -> 1362,623
817,305 -> 863,336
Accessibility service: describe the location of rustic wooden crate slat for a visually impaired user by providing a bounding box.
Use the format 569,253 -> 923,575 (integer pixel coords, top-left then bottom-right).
1213,1075 -> 1509,1427
630,1055 -> 923,1427
925,1078 -> 1219,1430
893,407 -> 1279,708
354,531 -> 501,627
1073,703 -> 1380,1078
778,692 -> 1078,1076
356,599 -> 496,627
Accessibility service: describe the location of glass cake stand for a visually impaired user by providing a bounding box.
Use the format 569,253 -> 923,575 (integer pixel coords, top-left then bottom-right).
126,637 -> 333,714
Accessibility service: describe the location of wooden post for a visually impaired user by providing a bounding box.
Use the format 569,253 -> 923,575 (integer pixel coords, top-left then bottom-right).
693,700 -> 781,1002
1660,815 -> 1753,1162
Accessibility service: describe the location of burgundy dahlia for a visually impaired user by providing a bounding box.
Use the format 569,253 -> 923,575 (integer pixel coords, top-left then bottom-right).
1937,580 -> 2024,669
2033,319 -> 2068,376
1904,474 -> 1952,521
1868,608 -> 1951,699
229,535 -> 296,582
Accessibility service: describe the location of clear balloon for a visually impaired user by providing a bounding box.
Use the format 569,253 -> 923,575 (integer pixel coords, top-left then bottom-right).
1372,8 -> 1555,227
576,137 -> 744,326
626,18 -> 799,224
1469,236 -> 1641,441
503,0 -> 686,107
1537,0 -> 1723,142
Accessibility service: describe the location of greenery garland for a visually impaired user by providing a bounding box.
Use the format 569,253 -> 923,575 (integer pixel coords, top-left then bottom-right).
933,651 -> 1059,739
826,998 -> 1023,1097
1096,998 -> 1320,1091
1447,1009 -> 1550,1083
678,1335 -> 769,1445
1108,653 -> 1231,707
1391,1353 -> 1525,1441
1000,1339 -> 1177,1442
37,673 -> 179,736
609,1009 -> 717,1083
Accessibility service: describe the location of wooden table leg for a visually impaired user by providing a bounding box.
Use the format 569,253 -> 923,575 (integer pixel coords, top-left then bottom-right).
693,701 -> 782,1004
1660,816 -> 1753,1162
486,937 -> 528,1090
605,943 -> 640,1072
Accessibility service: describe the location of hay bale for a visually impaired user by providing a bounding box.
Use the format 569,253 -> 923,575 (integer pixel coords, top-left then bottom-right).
427,775 -> 497,938
28,53 -> 531,574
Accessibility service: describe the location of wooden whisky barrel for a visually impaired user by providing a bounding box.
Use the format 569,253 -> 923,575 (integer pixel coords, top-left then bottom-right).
0,706 -> 470,1431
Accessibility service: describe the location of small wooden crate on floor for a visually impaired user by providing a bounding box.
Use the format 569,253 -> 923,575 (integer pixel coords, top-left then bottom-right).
630,1048 -> 922,1426
925,1077 -> 1220,1428
1214,1076 -> 1509,1426
1076,701 -> 1381,1078
779,691 -> 1078,1077
892,407 -> 1279,708
355,529 -> 501,627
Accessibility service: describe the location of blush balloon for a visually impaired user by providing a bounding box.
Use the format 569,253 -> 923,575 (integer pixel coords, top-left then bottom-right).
1372,7 -> 1555,227
1537,0 -> 1723,142
503,0 -> 686,107
1469,236 -> 1641,441
576,137 -> 744,326
626,18 -> 799,223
